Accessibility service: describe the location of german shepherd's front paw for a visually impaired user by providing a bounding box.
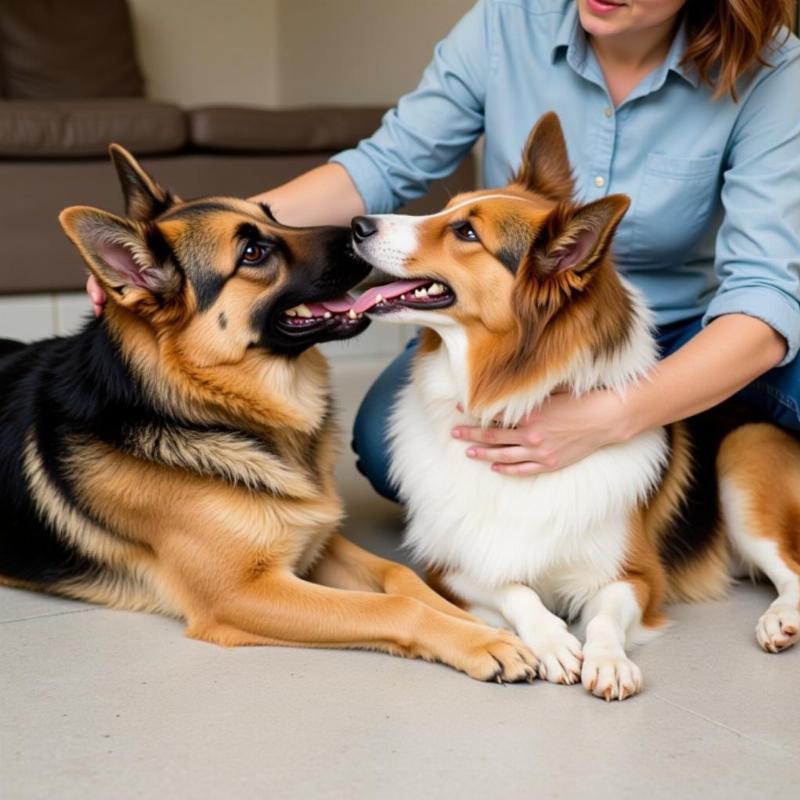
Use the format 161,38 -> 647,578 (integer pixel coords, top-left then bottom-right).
581,646 -> 642,701
757,605 -> 800,653
449,625 -> 538,683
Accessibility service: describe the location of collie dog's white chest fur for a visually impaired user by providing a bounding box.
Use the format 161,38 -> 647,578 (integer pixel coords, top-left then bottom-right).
389,344 -> 668,617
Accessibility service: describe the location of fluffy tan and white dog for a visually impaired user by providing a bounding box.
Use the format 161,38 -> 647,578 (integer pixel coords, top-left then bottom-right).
349,112 -> 800,701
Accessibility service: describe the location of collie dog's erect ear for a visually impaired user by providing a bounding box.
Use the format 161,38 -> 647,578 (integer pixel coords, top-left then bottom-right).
59,206 -> 181,311
522,194 -> 631,281
515,112 -> 575,202
108,143 -> 177,221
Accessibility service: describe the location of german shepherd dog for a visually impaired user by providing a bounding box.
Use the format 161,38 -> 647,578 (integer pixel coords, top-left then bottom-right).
349,113 -> 800,700
0,147 -> 537,682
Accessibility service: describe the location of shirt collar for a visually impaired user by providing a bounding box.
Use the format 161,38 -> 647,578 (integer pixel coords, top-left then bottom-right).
663,18 -> 699,88
550,2 -> 584,67
550,4 -> 699,90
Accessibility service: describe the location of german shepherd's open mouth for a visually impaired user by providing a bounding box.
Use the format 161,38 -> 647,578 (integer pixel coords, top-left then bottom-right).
274,269 -> 368,341
252,229 -> 370,351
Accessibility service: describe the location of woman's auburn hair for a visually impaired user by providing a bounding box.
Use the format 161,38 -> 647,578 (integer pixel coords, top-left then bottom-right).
681,0 -> 796,100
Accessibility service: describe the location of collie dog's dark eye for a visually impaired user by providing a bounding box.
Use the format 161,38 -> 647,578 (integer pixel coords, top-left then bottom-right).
452,221 -> 479,243
240,241 -> 272,266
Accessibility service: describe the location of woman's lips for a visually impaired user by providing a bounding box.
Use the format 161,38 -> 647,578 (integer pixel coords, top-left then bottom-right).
586,0 -> 626,15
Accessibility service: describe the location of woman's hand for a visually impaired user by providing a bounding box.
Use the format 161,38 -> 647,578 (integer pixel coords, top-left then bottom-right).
450,316 -> 787,477
451,390 -> 631,476
86,275 -> 106,317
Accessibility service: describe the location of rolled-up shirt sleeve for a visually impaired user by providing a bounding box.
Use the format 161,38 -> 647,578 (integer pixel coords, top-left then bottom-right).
330,0 -> 491,213
702,44 -> 800,365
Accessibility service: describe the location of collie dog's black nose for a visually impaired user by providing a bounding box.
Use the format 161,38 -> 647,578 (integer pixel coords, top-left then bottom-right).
352,216 -> 378,241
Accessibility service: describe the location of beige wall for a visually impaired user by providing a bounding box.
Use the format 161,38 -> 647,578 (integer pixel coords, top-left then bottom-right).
128,0 -> 280,106
124,1 -> 800,107
276,0 -> 473,106
128,0 -> 473,108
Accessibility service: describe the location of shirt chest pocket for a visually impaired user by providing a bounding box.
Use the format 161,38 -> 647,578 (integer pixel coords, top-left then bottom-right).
628,153 -> 721,267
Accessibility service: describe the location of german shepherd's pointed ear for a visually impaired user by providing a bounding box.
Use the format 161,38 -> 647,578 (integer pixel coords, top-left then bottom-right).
59,206 -> 182,312
514,112 -> 575,202
108,144 -> 177,221
520,194 -> 631,282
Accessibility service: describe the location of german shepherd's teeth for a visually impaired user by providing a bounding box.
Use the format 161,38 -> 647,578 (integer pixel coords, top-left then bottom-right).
283,306 -> 364,324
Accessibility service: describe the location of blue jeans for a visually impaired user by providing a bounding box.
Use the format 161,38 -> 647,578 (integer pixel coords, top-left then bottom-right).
352,317 -> 800,502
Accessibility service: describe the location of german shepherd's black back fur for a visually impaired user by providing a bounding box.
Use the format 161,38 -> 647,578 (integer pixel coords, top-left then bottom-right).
0,324 -> 136,585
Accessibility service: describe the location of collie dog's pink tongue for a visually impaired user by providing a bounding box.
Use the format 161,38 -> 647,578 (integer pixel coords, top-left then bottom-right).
353,280 -> 430,314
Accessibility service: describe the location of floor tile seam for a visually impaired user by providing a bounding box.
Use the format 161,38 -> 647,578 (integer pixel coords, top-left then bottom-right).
652,692 -> 795,755
0,607 -> 98,625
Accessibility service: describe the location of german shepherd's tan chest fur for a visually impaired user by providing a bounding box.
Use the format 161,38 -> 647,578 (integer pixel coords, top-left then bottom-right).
64,379 -> 344,615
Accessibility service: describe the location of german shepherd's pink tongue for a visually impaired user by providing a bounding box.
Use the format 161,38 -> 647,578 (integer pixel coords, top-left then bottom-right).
306,296 -> 356,315
352,280 -> 431,314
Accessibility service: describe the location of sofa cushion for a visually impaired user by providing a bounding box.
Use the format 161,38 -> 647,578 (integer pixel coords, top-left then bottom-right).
190,106 -> 386,153
0,100 -> 187,158
0,0 -> 143,100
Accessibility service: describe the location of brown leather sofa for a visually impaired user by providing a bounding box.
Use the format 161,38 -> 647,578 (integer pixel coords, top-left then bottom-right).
0,0 -> 473,295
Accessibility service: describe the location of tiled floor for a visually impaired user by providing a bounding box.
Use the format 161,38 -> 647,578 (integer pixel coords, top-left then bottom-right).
1,358 -> 799,800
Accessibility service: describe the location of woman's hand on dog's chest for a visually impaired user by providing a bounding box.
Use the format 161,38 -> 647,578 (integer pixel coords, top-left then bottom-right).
450,390 -> 628,475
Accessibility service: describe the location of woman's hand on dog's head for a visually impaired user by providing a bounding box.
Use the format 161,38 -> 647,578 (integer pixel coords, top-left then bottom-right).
86,275 -> 106,317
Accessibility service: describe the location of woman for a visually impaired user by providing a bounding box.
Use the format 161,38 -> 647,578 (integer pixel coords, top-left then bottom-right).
91,0 -> 800,502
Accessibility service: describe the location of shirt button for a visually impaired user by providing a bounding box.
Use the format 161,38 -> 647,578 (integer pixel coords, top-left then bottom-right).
594,176 -> 606,188
603,106 -> 613,118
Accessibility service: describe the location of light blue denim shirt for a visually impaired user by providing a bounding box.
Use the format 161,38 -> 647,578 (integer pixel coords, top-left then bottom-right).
332,0 -> 800,364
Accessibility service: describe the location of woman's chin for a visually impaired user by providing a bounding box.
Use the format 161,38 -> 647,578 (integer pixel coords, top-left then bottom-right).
577,0 -> 631,37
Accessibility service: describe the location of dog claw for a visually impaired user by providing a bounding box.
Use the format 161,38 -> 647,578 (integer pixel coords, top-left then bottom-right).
522,627 -> 583,687
757,605 -> 800,654
582,651 -> 643,702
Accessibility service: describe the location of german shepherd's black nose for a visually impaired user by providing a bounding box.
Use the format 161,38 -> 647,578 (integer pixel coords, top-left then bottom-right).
352,216 -> 379,241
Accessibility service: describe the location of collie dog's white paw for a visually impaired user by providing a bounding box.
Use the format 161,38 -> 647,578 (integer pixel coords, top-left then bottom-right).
522,626 -> 583,685
581,647 -> 642,701
757,605 -> 800,653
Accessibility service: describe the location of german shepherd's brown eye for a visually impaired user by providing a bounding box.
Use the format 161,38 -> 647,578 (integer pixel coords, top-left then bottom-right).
240,241 -> 273,267
451,221 -> 480,243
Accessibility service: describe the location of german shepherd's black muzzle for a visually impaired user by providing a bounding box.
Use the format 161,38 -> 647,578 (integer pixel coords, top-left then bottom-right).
255,226 -> 372,356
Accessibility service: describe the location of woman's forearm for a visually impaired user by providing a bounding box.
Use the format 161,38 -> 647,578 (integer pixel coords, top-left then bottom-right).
249,163 -> 365,227
618,314 -> 787,441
